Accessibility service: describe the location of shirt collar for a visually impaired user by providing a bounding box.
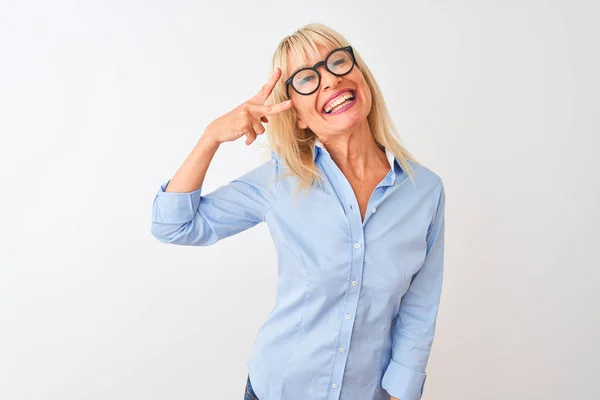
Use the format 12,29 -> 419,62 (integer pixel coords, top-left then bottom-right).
313,138 -> 400,179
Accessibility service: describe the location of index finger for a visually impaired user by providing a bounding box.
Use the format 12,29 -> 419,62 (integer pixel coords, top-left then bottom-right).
253,67 -> 283,104
254,99 -> 294,116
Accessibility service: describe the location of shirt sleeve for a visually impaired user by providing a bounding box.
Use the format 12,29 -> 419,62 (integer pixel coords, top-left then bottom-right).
381,178 -> 446,400
150,154 -> 280,246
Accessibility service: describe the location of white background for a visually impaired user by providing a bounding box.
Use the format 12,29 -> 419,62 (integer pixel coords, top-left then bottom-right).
1,1 -> 598,399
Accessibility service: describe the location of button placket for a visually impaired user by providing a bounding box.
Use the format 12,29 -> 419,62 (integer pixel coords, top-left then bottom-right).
323,161 -> 370,400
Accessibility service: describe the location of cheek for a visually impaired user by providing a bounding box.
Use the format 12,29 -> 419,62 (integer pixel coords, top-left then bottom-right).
364,87 -> 373,107
295,96 -> 320,117
346,71 -> 370,106
358,82 -> 372,108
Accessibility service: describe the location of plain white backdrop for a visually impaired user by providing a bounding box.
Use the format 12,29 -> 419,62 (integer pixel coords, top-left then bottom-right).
1,1 -> 598,399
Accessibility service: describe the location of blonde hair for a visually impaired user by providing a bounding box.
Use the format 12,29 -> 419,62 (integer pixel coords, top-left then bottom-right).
259,22 -> 419,196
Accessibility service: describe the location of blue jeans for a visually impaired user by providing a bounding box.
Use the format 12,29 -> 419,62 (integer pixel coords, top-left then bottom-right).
244,374 -> 259,400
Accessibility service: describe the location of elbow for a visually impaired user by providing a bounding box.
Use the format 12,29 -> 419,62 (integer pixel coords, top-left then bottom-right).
150,220 -> 218,246
150,221 -> 186,244
150,199 -> 219,246
150,222 -> 180,244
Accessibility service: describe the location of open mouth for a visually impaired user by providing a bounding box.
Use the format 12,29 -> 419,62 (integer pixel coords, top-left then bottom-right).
323,90 -> 356,114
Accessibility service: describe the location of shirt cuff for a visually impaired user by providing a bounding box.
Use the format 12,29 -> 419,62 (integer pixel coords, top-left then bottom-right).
152,180 -> 203,225
381,358 -> 427,400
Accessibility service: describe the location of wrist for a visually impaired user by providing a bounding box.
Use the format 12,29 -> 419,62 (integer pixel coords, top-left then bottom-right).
200,130 -> 221,146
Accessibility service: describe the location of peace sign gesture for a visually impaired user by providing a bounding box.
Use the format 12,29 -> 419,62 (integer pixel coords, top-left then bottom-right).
204,68 -> 294,146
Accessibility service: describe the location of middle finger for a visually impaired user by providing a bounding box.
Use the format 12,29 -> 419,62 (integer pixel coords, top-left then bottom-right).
253,68 -> 282,104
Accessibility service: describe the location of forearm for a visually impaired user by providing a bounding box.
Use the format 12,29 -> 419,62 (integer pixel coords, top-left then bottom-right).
164,132 -> 220,193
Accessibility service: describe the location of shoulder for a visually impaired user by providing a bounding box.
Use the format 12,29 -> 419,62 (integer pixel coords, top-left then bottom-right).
246,154 -> 278,177
409,161 -> 446,223
406,160 -> 444,192
228,152 -> 280,196
403,160 -> 445,219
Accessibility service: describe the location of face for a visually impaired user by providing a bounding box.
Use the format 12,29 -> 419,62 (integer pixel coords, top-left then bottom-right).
286,44 -> 372,137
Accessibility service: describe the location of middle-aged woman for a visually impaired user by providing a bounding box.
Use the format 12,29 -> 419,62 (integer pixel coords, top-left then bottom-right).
151,23 -> 446,400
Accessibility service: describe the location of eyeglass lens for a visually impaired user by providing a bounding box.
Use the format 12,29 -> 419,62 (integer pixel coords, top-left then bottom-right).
291,48 -> 354,95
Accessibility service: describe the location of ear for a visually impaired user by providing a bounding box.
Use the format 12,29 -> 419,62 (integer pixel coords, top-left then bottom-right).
297,116 -> 308,130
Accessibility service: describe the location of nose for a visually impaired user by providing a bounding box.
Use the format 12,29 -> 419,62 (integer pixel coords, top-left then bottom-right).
318,66 -> 342,91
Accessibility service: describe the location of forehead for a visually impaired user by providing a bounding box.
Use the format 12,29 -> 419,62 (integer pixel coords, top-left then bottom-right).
287,43 -> 336,72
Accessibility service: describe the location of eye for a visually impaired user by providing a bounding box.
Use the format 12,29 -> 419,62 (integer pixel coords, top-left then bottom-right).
298,75 -> 316,86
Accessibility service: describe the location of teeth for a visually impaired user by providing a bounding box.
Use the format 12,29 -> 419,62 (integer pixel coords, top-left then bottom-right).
328,99 -> 353,113
324,91 -> 354,113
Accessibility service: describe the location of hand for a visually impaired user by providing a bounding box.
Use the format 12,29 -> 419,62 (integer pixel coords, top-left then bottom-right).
203,67 -> 293,146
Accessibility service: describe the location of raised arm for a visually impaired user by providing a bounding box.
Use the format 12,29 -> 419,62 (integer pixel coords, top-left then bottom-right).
163,67 -> 292,194
150,68 -> 293,246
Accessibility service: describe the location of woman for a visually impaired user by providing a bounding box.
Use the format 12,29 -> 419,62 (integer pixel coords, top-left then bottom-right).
151,23 -> 445,400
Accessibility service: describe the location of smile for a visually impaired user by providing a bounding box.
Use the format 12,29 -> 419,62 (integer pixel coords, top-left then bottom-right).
323,90 -> 357,115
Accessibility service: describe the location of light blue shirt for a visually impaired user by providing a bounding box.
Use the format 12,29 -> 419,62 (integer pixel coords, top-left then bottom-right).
151,139 -> 446,400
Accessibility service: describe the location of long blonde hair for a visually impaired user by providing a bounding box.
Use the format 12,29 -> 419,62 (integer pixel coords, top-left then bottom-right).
261,22 -> 419,196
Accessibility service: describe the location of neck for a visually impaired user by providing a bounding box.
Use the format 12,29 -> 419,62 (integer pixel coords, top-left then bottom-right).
316,119 -> 387,176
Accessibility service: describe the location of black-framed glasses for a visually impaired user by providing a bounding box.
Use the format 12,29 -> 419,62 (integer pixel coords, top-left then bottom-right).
285,46 -> 355,97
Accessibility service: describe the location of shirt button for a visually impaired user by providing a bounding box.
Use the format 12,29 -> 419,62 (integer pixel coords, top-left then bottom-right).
354,243 -> 360,248
351,280 -> 357,286
332,383 -> 338,389
339,347 -> 344,352
345,314 -> 351,319
372,208 -> 377,213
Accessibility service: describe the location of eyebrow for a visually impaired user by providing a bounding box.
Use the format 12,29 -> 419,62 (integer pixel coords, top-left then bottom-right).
298,57 -> 314,69
291,46 -> 338,73
297,57 -> 320,70
297,50 -> 326,69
